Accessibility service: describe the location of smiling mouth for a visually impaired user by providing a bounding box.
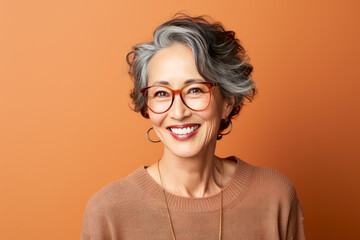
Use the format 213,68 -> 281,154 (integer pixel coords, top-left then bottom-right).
168,124 -> 201,135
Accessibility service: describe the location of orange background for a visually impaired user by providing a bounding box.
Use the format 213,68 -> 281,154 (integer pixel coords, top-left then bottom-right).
1,0 -> 359,239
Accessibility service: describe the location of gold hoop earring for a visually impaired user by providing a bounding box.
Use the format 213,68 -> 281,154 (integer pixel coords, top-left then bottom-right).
218,120 -> 232,140
221,120 -> 232,136
147,127 -> 161,143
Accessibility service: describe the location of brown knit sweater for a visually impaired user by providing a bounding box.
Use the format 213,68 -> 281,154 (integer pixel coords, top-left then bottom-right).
80,157 -> 305,239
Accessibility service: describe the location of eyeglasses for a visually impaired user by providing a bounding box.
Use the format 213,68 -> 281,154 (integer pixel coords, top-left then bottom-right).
140,82 -> 218,114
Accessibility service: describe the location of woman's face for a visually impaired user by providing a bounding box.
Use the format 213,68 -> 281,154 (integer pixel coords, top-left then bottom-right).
147,43 -> 233,158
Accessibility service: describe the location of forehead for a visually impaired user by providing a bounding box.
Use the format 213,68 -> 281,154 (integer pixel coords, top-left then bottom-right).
147,44 -> 204,87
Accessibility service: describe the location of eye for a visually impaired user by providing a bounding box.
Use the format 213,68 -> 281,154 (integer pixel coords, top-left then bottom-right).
154,91 -> 169,97
188,87 -> 204,94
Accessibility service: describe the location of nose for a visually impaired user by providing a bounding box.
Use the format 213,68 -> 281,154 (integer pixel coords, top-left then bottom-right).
168,94 -> 191,120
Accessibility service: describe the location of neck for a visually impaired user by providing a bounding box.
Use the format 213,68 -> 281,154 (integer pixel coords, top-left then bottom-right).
158,145 -> 223,198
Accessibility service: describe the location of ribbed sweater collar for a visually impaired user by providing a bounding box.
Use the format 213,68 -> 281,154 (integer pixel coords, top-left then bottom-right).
127,156 -> 254,212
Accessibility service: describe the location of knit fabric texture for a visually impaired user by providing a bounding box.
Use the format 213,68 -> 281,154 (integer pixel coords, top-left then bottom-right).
80,156 -> 305,239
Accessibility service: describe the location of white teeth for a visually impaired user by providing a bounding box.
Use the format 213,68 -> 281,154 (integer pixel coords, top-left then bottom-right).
170,125 -> 199,135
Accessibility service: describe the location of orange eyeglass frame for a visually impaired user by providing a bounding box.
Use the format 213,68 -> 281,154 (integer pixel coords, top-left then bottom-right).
139,82 -> 219,114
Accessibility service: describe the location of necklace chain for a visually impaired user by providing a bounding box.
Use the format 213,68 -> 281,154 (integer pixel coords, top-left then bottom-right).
157,159 -> 223,240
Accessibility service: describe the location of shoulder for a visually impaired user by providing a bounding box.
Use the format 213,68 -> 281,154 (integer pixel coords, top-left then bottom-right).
229,156 -> 298,204
81,167 -> 145,234
80,167 -> 146,235
248,165 -> 305,238
253,165 -> 296,189
230,157 -> 305,238
84,167 -> 143,217
249,163 -> 299,205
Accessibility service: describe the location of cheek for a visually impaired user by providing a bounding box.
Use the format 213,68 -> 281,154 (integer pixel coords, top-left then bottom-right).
203,98 -> 224,122
200,101 -> 223,135
148,112 -> 166,127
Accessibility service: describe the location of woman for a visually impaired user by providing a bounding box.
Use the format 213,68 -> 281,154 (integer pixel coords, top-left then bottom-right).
80,14 -> 305,240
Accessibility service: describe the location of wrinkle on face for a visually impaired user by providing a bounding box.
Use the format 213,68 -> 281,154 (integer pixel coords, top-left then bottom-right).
146,43 -> 231,158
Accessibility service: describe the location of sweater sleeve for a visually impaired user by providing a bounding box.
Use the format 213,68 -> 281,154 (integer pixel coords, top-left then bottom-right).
287,192 -> 306,240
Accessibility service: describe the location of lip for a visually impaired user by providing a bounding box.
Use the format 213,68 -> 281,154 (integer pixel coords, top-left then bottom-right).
167,124 -> 201,141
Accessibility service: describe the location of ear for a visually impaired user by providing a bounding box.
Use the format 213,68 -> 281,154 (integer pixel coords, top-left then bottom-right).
221,96 -> 235,119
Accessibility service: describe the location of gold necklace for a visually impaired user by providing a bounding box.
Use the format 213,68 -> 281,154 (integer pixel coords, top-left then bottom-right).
157,159 -> 223,240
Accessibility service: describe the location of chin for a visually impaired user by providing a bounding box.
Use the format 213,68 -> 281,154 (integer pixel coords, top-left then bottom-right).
162,129 -> 217,158
166,143 -> 203,158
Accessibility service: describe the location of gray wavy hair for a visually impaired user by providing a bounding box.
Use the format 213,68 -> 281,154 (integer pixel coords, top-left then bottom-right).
126,13 -> 257,139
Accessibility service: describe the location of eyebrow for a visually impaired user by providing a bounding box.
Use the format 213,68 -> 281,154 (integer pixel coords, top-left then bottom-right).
151,78 -> 205,86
